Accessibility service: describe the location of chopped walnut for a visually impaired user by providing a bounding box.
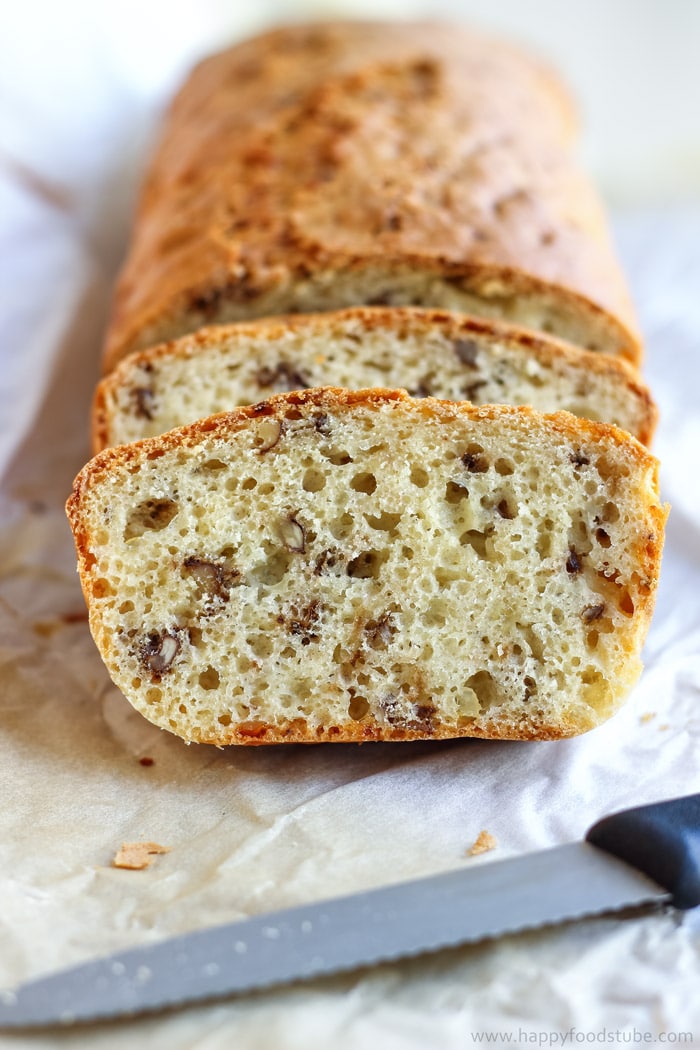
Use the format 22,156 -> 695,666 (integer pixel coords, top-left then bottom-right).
132,386 -> 155,420
312,412 -> 332,435
363,612 -> 395,649
139,630 -> 181,676
581,603 -> 606,623
281,599 -> 322,644
461,450 -> 488,473
183,556 -> 240,606
255,362 -> 309,391
566,548 -> 583,574
463,380 -> 488,401
453,338 -> 480,367
467,830 -> 497,856
256,417 -> 283,453
313,548 -> 344,575
112,841 -> 170,870
278,515 -> 305,552
409,380 -> 433,398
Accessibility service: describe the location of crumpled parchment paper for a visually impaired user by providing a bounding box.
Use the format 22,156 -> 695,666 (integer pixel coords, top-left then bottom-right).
1,16 -> 700,1048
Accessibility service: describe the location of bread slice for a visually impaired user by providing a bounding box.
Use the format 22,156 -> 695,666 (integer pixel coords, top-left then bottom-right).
67,388 -> 666,746
94,309 -> 656,453
102,21 -> 640,371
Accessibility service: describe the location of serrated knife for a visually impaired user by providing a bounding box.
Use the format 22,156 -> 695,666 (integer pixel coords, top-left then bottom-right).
2,793 -> 699,1029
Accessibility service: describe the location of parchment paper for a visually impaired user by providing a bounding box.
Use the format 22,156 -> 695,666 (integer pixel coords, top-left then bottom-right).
1,22 -> 700,1050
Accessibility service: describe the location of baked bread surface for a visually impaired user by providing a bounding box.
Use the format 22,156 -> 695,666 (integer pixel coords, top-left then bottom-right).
67,389 -> 666,746
94,308 -> 656,452
103,21 -> 640,371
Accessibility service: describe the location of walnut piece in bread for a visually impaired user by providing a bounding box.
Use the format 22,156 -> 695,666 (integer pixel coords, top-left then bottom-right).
67,389 -> 666,746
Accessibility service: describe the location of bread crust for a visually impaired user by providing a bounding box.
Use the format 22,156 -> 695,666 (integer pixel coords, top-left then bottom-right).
102,22 -> 640,372
93,308 -> 657,453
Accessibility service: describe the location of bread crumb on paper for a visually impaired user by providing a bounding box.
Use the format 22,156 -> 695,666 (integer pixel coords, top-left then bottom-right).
467,830 -> 497,856
639,711 -> 656,724
112,841 -> 170,870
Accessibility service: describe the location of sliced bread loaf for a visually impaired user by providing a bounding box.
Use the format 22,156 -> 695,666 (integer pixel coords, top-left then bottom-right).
67,388 -> 666,746
94,309 -> 656,452
102,22 -> 640,371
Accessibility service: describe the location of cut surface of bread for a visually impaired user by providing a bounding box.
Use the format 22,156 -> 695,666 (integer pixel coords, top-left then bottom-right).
68,389 -> 666,746
94,309 -> 656,453
102,21 -> 640,371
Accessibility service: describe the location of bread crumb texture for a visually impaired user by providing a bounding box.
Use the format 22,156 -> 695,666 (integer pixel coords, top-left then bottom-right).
68,389 -> 666,745
468,830 -> 498,856
95,309 -> 655,453
112,842 -> 170,870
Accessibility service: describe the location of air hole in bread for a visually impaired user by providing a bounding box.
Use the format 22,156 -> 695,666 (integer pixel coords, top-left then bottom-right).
536,519 -> 554,559
350,472 -> 377,494
124,499 -> 179,540
424,601 -> 447,627
496,496 -> 517,519
199,666 -> 220,690
581,667 -> 613,712
495,458 -> 515,476
347,549 -> 388,579
365,511 -> 401,533
320,447 -> 353,465
445,481 -> 469,504
460,528 -> 491,558
92,578 -> 114,598
247,634 -> 274,659
348,696 -> 369,720
465,670 -> 501,712
410,465 -> 430,487
329,513 -> 354,540
434,565 -> 462,586
302,468 -> 326,492
595,528 -> 611,548
250,547 -> 292,585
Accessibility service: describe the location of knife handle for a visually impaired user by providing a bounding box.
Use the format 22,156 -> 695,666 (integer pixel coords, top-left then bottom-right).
586,793 -> 700,909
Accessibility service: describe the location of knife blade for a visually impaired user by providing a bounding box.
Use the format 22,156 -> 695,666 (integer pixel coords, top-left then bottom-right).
1,792 -> 698,1029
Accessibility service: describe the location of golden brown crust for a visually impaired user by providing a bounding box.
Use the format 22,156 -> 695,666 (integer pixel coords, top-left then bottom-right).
92,308 -> 657,454
102,21 -> 640,372
191,712 -> 593,746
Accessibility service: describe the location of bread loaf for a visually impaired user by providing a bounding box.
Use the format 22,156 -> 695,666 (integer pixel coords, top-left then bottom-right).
94,308 -> 656,452
67,389 -> 666,746
103,22 -> 640,372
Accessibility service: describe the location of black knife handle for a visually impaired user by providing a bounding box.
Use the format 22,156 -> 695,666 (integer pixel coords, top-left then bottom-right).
585,793 -> 700,909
